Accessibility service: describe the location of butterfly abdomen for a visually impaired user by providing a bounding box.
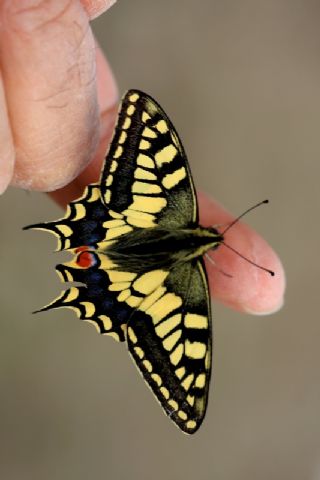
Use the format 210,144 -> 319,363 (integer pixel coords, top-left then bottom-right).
104,226 -> 223,273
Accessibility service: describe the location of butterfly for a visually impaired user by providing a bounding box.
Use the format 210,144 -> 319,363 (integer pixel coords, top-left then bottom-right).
25,90 -> 230,434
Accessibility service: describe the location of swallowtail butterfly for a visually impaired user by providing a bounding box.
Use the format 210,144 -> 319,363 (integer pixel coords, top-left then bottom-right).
26,90 -> 269,433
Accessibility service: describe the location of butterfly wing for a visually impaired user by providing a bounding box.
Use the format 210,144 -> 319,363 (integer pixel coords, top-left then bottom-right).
35,252 -> 138,342
100,89 -> 198,229
127,259 -> 211,434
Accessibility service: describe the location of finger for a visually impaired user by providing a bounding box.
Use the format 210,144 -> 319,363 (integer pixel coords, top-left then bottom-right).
80,0 -> 117,20
0,73 -> 15,194
49,41 -> 118,206
198,192 -> 285,315
49,104 -> 118,205
0,0 -> 114,191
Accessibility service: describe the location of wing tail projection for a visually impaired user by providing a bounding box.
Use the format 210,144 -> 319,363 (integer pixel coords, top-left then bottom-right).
36,256 -> 131,342
24,185 -> 112,251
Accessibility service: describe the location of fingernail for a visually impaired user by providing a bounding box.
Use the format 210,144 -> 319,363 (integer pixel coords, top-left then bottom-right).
82,0 -> 118,20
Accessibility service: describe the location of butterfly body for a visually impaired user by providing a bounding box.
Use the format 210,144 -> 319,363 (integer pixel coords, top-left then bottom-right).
104,225 -> 223,273
26,90 -> 219,434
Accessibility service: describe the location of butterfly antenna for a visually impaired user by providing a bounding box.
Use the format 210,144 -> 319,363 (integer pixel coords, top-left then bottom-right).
218,199 -> 274,276
221,241 -> 275,276
221,199 -> 269,236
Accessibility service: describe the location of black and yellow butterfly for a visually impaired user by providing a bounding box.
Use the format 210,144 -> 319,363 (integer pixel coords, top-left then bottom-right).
26,90 -> 224,434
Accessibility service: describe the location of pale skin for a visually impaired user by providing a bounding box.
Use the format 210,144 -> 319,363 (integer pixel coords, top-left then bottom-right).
0,0 -> 285,314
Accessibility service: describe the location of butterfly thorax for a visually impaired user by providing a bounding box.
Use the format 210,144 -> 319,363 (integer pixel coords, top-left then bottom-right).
104,226 -> 223,273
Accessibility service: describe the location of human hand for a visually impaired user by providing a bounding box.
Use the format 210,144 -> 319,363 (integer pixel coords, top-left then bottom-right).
1,0 -> 285,314
0,0 -> 118,193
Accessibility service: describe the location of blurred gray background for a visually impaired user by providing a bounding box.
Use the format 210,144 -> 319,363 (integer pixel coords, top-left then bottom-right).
1,1 -> 319,479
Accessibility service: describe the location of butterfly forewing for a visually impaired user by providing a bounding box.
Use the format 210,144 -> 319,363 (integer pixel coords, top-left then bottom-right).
100,90 -> 198,229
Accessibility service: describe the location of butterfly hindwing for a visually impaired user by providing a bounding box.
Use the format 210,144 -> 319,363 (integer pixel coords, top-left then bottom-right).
36,249 -> 172,343
127,259 -> 211,434
36,251 -> 136,342
24,184 -> 116,251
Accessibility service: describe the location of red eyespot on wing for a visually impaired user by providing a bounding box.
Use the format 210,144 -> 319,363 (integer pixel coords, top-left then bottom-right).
76,249 -> 96,268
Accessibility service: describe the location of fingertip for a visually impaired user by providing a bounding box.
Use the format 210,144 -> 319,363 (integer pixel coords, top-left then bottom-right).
199,192 -> 286,315
211,236 -> 286,315
240,244 -> 286,315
